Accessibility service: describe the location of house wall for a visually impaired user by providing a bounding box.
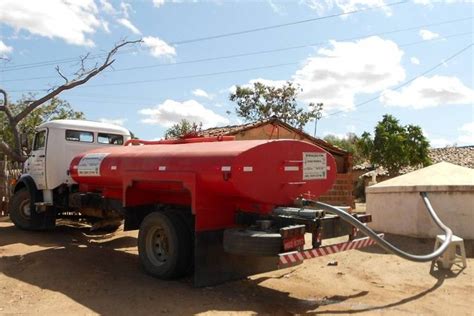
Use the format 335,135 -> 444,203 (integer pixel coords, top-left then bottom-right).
232,122 -> 354,208
367,190 -> 474,239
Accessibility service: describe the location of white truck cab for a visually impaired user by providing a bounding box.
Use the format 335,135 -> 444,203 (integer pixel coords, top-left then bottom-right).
25,120 -> 131,203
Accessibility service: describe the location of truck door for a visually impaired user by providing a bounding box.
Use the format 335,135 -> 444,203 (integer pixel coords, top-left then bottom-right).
27,129 -> 48,189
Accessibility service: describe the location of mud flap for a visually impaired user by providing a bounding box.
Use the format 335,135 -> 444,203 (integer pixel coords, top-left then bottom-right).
30,205 -> 56,230
194,230 -> 286,287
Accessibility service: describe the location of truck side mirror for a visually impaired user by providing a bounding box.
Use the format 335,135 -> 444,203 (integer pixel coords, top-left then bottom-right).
20,133 -> 29,149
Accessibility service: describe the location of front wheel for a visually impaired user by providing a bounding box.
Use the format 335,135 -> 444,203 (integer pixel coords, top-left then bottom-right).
138,211 -> 192,279
9,188 -> 53,230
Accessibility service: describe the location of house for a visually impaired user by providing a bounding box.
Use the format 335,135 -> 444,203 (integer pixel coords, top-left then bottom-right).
353,145 -> 474,200
201,118 -> 354,208
366,162 -> 474,239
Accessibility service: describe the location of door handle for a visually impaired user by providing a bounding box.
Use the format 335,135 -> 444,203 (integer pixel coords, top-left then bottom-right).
39,155 -> 45,158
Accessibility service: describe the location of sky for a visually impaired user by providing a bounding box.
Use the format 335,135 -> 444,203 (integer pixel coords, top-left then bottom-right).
0,0 -> 473,147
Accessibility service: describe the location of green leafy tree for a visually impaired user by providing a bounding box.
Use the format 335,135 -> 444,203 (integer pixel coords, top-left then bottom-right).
356,131 -> 374,162
229,81 -> 322,129
323,133 -> 365,164
164,119 -> 202,139
0,95 -> 85,154
359,114 -> 431,175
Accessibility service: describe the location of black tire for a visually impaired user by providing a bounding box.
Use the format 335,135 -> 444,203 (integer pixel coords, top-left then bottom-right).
138,211 -> 192,279
9,188 -> 47,231
223,228 -> 282,256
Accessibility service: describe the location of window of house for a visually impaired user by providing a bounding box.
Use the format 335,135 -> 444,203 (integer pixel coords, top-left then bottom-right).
98,133 -> 124,145
33,130 -> 46,150
65,130 -> 94,143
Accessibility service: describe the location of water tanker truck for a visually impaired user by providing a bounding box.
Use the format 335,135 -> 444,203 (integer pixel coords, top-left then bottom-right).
9,120 -> 453,286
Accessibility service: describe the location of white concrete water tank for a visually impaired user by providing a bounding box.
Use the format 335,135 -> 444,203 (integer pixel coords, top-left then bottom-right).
366,162 -> 474,239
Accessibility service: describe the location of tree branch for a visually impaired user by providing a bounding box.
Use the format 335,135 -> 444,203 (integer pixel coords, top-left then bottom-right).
14,39 -> 141,124
0,88 -> 22,158
55,66 -> 69,83
0,140 -> 23,162
0,39 -> 141,162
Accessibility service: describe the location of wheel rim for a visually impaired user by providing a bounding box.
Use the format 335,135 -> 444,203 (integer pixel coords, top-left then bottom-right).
145,225 -> 170,267
18,197 -> 31,220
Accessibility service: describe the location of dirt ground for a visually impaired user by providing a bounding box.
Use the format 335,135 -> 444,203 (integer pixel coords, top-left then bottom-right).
0,218 -> 473,316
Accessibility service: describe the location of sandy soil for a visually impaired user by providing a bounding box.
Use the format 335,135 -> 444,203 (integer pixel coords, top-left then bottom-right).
0,218 -> 472,315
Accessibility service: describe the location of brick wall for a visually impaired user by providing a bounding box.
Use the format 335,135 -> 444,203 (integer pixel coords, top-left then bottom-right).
319,173 -> 355,208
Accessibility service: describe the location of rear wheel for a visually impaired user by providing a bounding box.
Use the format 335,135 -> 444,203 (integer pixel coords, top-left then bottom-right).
9,188 -> 51,230
138,211 -> 192,279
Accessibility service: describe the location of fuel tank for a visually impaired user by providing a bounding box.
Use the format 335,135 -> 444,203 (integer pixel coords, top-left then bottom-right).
69,139 -> 337,206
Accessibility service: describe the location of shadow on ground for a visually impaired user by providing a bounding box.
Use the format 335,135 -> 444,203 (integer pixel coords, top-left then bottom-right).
0,221 -> 465,315
356,232 -> 474,258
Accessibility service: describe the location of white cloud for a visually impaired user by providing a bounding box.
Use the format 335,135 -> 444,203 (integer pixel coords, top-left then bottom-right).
419,29 -> 439,40
101,20 -> 111,33
458,122 -> 474,144
99,118 -> 127,126
99,0 -> 116,14
139,99 -> 230,128
302,0 -> 392,16
0,0 -> 100,46
153,0 -> 166,8
192,89 -> 213,100
0,40 -> 13,55
410,57 -> 420,65
267,0 -> 285,14
120,2 -> 133,18
117,18 -> 141,35
293,36 -> 405,112
142,36 -> 176,58
381,75 -> 474,109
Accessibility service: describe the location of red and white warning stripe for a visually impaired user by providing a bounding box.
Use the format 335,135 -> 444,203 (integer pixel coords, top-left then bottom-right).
279,234 -> 384,266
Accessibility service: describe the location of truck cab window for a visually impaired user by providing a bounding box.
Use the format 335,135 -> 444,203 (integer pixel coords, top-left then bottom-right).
98,133 -> 124,145
33,130 -> 46,150
66,130 -> 94,143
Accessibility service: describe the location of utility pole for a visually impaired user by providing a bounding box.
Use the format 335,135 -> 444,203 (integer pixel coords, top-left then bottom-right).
313,103 -> 323,137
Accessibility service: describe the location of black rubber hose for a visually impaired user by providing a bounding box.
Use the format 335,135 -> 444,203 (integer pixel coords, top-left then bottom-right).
310,192 -> 452,262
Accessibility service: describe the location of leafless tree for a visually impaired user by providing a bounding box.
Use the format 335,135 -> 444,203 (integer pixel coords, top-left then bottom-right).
0,39 -> 141,162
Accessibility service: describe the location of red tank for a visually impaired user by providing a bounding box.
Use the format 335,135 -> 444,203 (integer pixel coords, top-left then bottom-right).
69,139 -> 336,231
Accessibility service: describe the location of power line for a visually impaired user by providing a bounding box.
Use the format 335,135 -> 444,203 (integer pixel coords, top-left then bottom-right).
170,1 -> 408,45
0,48 -> 137,72
7,30 -> 472,91
2,25 -> 472,85
116,20 -> 474,71
0,1 -> 409,72
8,62 -> 299,92
325,42 -> 474,118
5,32 -> 472,93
